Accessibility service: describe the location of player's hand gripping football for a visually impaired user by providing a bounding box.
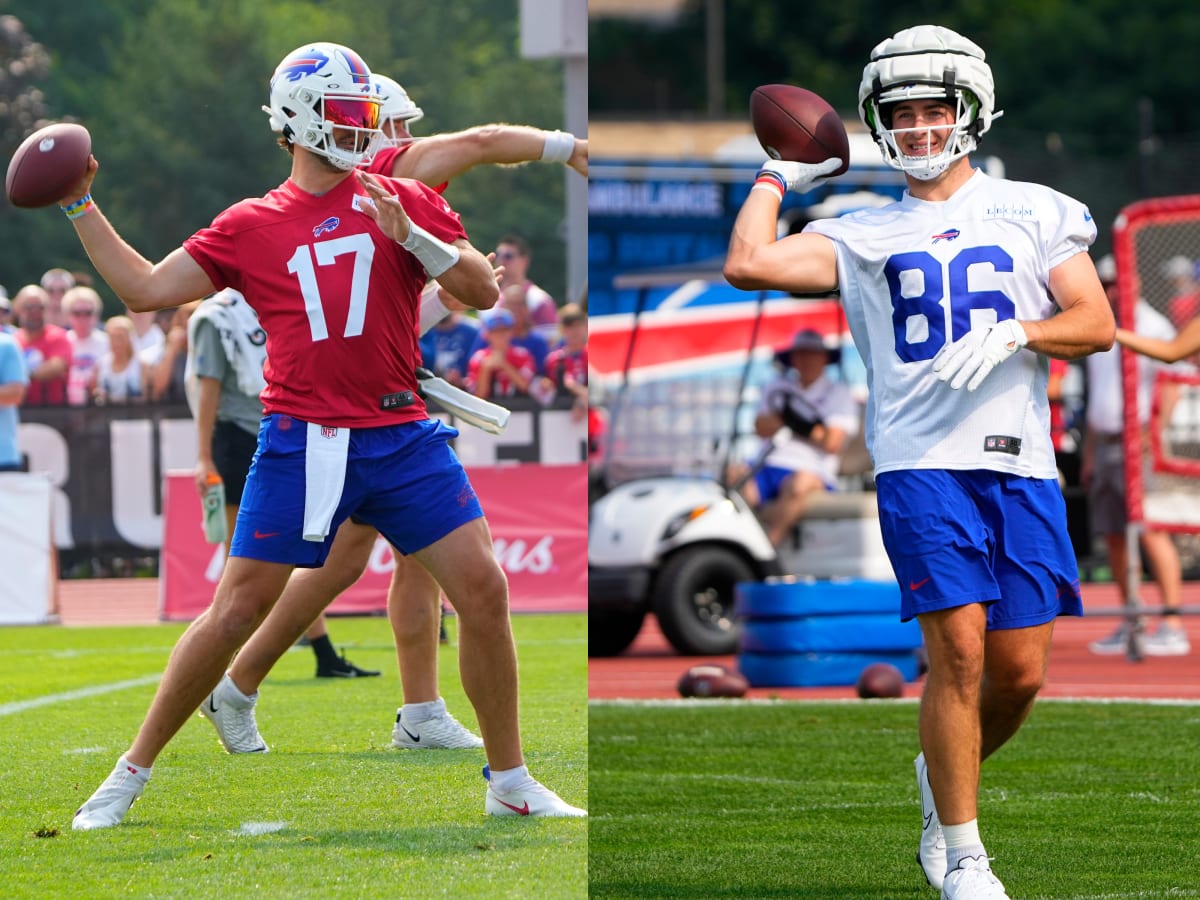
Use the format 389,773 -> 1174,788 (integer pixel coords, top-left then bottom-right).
932,319 -> 1029,392
757,157 -> 843,194
355,170 -> 413,242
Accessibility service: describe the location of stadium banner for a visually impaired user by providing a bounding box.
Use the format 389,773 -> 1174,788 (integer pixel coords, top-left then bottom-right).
160,462 -> 587,620
15,398 -> 587,568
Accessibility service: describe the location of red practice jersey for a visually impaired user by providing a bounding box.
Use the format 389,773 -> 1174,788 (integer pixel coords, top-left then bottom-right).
184,174 -> 466,427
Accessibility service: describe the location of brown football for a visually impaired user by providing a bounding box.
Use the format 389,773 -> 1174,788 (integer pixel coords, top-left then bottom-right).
750,84 -> 850,175
6,122 -> 92,209
677,663 -> 750,699
855,662 -> 905,699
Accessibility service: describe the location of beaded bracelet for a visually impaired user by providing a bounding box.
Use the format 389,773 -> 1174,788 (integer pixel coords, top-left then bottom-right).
60,193 -> 95,220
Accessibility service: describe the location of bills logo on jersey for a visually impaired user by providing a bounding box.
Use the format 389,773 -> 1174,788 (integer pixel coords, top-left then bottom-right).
313,216 -> 340,237
276,49 -> 330,82
321,426 -> 339,440
931,228 -> 960,243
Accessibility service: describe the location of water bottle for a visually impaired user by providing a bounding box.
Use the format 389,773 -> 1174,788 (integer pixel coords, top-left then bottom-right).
202,474 -> 227,544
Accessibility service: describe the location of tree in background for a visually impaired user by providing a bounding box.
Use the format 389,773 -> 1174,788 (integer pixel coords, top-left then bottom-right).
0,0 -> 573,311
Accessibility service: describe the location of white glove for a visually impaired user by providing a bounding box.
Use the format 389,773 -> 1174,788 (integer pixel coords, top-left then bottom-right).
756,157 -> 843,194
931,319 -> 1028,392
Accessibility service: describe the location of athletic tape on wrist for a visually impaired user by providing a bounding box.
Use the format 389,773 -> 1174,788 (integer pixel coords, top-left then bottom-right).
400,221 -> 461,278
417,288 -> 451,336
540,130 -> 576,164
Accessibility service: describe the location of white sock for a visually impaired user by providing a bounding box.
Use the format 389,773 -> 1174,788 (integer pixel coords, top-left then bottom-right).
116,754 -> 151,780
489,764 -> 530,794
401,698 -> 446,724
943,819 -> 986,872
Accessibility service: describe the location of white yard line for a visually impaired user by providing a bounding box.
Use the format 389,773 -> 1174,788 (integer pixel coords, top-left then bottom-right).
0,675 -> 161,717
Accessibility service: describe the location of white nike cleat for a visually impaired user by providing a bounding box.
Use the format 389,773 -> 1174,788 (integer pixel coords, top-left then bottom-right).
392,709 -> 483,749
200,674 -> 268,754
941,855 -> 1008,899
72,756 -> 150,831
916,752 -> 947,889
483,769 -> 586,818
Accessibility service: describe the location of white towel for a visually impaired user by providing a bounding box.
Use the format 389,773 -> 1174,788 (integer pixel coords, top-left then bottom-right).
302,422 -> 350,542
184,289 -> 268,417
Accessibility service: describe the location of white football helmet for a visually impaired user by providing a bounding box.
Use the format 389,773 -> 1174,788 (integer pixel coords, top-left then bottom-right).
858,25 -> 1002,181
373,74 -> 424,141
265,42 -> 383,170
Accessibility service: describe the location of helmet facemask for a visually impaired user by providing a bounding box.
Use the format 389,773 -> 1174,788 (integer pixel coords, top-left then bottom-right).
867,87 -> 982,181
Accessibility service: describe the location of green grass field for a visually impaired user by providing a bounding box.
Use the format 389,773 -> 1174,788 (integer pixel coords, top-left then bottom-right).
589,699 -> 1200,899
1,614 -> 586,899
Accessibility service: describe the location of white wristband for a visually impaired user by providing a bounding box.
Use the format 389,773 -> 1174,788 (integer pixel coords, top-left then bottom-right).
541,130 -> 575,164
418,284 -> 450,336
400,221 -> 461,278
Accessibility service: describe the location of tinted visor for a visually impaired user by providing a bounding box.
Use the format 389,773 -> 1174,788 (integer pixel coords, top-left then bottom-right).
324,95 -> 380,130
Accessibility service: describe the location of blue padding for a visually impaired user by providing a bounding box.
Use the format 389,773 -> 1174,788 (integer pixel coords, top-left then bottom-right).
738,651 -> 921,687
740,614 -> 922,653
736,579 -> 902,618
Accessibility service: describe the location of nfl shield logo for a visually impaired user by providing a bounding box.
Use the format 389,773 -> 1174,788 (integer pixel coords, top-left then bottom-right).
321,426 -> 338,439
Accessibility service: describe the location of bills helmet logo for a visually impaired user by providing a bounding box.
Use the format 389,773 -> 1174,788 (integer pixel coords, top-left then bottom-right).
276,48 -> 331,83
931,228 -> 961,243
313,216 -> 340,237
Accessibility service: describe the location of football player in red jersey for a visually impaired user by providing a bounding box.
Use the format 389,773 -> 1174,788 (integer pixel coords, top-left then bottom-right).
223,73 -> 587,755
64,43 -> 585,830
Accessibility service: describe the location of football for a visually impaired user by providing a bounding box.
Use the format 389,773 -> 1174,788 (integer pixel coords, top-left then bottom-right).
6,122 -> 92,209
750,84 -> 850,175
855,662 -> 905,699
677,663 -> 750,699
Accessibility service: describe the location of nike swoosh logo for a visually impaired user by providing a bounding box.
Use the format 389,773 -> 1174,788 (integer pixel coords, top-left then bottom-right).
253,530 -> 280,539
496,798 -> 530,815
400,724 -> 420,743
909,576 -> 932,591
923,811 -> 933,829
208,695 -> 218,714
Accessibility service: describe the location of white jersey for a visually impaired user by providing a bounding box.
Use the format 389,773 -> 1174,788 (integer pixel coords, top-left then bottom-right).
807,169 -> 1096,479
757,371 -> 859,484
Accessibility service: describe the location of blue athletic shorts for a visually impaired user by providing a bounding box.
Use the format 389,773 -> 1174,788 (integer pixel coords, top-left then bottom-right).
875,469 -> 1082,628
754,464 -> 833,503
230,415 -> 483,567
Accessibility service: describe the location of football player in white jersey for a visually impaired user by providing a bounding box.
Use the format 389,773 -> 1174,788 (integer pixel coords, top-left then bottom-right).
725,25 -> 1114,900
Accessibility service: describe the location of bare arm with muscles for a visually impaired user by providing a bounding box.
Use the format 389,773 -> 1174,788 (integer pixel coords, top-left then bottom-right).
58,158 -> 216,312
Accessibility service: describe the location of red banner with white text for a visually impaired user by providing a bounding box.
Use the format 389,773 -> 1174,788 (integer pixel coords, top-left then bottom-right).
160,463 -> 587,620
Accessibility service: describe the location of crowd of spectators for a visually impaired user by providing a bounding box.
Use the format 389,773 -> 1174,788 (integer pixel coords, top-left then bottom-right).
2,267 -> 200,408
418,233 -> 590,410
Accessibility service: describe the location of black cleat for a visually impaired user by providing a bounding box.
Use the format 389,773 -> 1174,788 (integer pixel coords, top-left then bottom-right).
316,652 -> 381,678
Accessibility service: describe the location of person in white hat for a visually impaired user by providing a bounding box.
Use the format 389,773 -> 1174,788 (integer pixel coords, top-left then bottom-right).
728,328 -> 858,545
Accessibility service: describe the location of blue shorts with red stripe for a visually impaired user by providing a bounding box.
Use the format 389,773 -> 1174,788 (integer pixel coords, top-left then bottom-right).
875,469 -> 1082,628
230,415 -> 482,567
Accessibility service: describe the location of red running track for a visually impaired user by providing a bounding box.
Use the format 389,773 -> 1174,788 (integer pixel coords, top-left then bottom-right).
588,582 -> 1200,701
